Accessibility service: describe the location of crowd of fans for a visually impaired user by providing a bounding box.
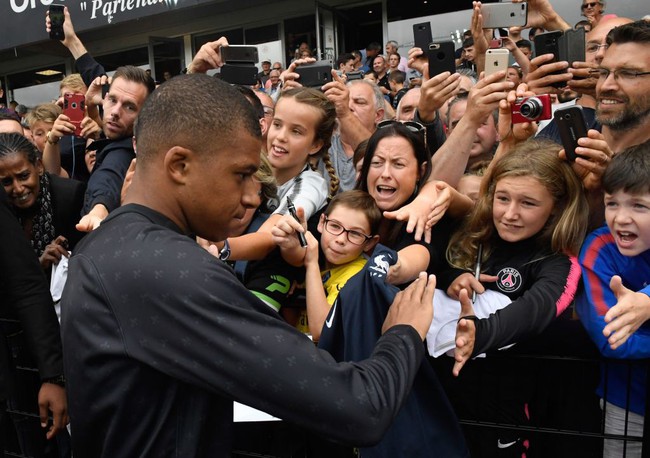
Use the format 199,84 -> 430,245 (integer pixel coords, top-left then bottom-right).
0,0 -> 649,456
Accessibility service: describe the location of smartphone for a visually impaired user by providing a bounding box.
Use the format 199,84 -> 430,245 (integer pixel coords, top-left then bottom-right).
221,45 -> 259,64
220,64 -> 259,86
485,48 -> 510,80
562,27 -> 586,66
296,61 -> 333,88
534,30 -> 564,87
63,93 -> 85,136
413,22 -> 433,50
426,41 -> 456,77
534,30 -> 562,60
49,4 -> 65,40
554,106 -> 589,162
481,2 -> 528,29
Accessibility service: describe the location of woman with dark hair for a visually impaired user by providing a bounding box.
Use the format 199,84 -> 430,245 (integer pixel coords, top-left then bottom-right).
356,121 -> 471,284
0,133 -> 85,271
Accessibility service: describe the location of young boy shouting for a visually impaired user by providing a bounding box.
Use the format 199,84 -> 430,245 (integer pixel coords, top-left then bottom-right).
577,141 -> 650,457
273,190 -> 380,340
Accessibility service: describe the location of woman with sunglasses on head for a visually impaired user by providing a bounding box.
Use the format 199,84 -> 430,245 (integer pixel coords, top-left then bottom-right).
356,121 -> 472,285
271,112 -> 472,458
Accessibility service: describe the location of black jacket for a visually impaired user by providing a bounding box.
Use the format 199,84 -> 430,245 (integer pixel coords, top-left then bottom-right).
0,187 -> 63,399
62,204 -> 425,457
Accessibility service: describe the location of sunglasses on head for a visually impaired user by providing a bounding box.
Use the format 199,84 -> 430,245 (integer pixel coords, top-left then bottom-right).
377,120 -> 427,148
377,120 -> 425,134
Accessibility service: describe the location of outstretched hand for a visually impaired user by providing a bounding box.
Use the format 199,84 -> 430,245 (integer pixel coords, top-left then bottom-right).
603,276 -> 650,350
453,288 -> 477,376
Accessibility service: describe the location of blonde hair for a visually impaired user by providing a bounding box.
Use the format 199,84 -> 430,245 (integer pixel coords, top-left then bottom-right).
255,153 -> 278,213
278,88 -> 340,197
25,103 -> 61,128
60,74 -> 86,94
447,139 -> 589,270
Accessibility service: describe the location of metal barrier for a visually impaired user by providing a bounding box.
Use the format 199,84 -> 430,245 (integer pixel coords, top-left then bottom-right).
3,315 -> 647,457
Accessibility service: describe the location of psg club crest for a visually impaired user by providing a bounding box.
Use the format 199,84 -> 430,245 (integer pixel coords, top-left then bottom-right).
496,267 -> 522,293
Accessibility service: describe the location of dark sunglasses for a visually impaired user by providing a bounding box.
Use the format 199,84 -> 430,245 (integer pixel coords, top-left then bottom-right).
581,2 -> 601,9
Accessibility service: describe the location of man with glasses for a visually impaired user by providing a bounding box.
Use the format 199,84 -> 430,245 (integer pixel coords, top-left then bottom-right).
265,69 -> 282,99
595,20 -> 650,153
537,16 -> 633,144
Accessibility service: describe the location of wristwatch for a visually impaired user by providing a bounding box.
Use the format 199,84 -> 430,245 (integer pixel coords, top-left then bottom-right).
46,130 -> 60,145
43,374 -> 66,387
219,239 -> 231,261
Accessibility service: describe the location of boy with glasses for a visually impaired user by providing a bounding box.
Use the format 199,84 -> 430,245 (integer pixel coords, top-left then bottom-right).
273,190 -> 381,340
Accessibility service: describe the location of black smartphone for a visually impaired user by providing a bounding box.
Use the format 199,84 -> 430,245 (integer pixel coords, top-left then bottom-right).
221,45 -> 259,64
296,62 -> 333,88
427,41 -> 456,77
413,22 -> 433,50
554,106 -> 589,162
534,31 -> 564,88
220,64 -> 259,86
49,4 -> 65,40
562,27 -> 586,66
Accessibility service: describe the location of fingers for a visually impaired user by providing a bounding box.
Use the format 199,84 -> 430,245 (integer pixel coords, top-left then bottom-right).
478,274 -> 498,283
452,288 -> 477,377
609,275 -> 625,300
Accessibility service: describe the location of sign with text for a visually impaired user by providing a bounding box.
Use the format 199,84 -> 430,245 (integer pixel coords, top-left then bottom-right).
0,0 -> 216,51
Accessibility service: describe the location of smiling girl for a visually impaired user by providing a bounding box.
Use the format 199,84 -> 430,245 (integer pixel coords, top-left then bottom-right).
213,88 -> 339,263
267,87 -> 339,218
429,139 -> 589,457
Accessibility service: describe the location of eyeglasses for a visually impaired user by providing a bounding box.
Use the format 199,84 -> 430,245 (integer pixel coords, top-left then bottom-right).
272,67 -> 282,70
589,68 -> 650,82
581,2 -> 601,10
323,218 -> 372,245
586,43 -> 608,53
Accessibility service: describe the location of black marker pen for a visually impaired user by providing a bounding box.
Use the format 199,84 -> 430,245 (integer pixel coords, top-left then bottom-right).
286,197 -> 307,247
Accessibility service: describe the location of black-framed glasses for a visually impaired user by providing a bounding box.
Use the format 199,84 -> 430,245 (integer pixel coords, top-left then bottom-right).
323,217 -> 372,245
586,43 -> 608,53
581,2 -> 601,10
272,67 -> 282,70
589,68 -> 650,82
